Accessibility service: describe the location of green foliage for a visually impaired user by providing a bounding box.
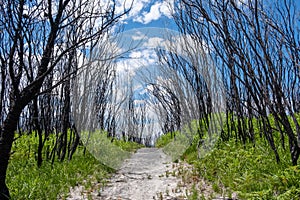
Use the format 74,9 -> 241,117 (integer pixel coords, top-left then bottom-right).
8,146 -> 109,199
155,131 -> 192,161
188,184 -> 199,200
80,130 -> 144,168
173,113 -> 300,199
7,132 -> 143,199
112,138 -> 144,152
180,132 -> 199,162
155,114 -> 300,199
12,132 -> 56,160
155,132 -> 176,148
189,138 -> 300,199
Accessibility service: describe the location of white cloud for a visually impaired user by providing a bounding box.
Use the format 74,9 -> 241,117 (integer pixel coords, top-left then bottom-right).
143,37 -> 165,48
115,0 -> 153,23
116,48 -> 157,74
112,0 -> 175,25
129,51 -> 143,58
139,2 -> 162,24
128,0 -> 150,17
235,0 -> 249,6
131,31 -> 148,41
133,1 -> 173,24
159,1 -> 173,18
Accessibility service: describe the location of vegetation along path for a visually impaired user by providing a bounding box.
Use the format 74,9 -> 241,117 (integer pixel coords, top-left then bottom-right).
66,148 -> 226,200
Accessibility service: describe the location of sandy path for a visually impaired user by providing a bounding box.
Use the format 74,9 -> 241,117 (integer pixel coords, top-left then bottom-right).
65,148 -> 232,200
99,148 -> 184,200
65,148 -> 188,200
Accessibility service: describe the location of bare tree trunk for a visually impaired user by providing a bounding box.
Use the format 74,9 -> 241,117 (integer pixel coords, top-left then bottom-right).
33,98 -> 44,167
0,101 -> 24,198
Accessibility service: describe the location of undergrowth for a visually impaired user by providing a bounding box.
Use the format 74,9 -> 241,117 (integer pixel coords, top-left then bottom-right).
8,147 -> 109,199
112,138 -> 144,152
7,132 -> 143,199
184,138 -> 300,199
155,132 -> 176,148
155,118 -> 300,200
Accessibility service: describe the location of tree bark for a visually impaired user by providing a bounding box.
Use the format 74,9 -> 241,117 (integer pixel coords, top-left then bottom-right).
0,104 -> 23,199
0,13 -> 60,200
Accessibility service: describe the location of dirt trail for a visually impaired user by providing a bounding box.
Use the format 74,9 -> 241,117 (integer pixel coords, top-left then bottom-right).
66,148 -> 231,200
99,148 -> 181,200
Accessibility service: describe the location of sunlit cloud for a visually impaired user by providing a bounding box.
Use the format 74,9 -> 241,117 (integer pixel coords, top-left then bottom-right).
142,37 -> 165,48
131,31 -> 148,41
133,1 -> 173,24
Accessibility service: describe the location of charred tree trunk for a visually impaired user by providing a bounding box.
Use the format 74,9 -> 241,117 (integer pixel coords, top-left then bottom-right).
0,105 -> 23,199
33,98 -> 44,167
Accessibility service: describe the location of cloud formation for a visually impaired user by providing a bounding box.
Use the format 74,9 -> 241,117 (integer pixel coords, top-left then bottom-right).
134,1 -> 173,24
114,0 -> 173,24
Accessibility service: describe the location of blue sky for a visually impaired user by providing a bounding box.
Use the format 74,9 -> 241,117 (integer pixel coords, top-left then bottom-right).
106,0 -> 300,140
118,0 -> 300,32
112,0 -> 300,93
107,1 -> 181,137
117,0 -> 177,31
113,0 -> 179,73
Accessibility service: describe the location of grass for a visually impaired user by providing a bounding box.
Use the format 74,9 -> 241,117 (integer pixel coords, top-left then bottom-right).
80,130 -> 144,169
112,138 -> 144,152
7,132 -> 144,200
183,138 -> 300,199
8,147 -> 110,200
155,117 -> 300,200
155,132 -> 175,148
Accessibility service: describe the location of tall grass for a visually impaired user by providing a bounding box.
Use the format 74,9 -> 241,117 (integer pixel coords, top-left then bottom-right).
193,139 -> 300,199
8,146 -> 110,199
7,132 -> 143,199
155,117 -> 300,199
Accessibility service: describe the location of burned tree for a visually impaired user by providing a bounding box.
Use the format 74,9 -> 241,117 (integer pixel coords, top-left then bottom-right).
172,0 -> 300,164
0,0 -> 131,198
